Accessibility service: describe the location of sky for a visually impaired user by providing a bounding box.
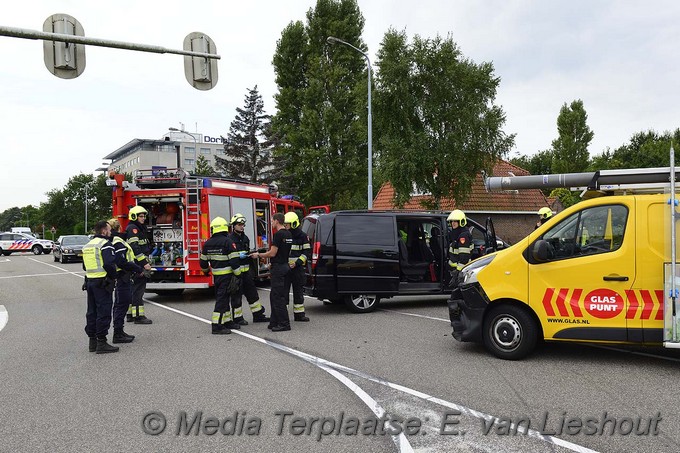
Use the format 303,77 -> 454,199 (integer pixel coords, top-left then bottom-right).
1,0 -> 679,211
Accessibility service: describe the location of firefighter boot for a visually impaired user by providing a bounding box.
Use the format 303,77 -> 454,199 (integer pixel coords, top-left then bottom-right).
88,337 -> 97,352
294,313 -> 310,322
112,328 -> 135,343
252,310 -> 270,323
96,337 -> 120,354
212,324 -> 232,335
235,317 -> 249,326
224,320 -> 241,330
134,316 -> 153,325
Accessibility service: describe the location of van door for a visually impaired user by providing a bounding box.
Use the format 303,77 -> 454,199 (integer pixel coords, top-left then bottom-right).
528,203 -> 634,342
334,214 -> 399,294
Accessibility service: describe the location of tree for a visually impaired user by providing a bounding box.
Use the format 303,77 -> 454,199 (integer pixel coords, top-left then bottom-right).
551,100 -> 593,174
375,29 -> 515,208
589,129 -> 680,170
194,155 -> 217,177
272,0 -> 369,208
510,149 -> 554,176
215,86 -> 276,184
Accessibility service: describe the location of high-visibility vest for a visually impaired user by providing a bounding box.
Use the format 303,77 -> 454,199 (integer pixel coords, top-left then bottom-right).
112,236 -> 135,272
83,237 -> 109,278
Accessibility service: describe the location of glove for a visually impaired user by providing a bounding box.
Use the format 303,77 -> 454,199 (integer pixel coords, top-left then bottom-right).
239,251 -> 248,260
81,276 -> 88,291
103,277 -> 116,293
142,269 -> 153,279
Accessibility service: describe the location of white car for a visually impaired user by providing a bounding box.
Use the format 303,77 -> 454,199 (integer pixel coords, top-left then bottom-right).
0,232 -> 54,255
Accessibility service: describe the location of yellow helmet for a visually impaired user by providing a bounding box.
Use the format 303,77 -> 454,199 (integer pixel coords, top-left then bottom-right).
538,207 -> 553,219
284,211 -> 300,229
210,217 -> 229,234
447,209 -> 467,227
230,213 -> 247,226
128,205 -> 148,221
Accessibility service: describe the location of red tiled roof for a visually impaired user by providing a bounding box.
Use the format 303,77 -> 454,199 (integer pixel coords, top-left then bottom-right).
373,160 -> 549,212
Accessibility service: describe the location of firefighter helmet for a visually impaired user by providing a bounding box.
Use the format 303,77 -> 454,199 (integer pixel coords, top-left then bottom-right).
210,217 -> 229,234
538,207 -> 553,219
284,211 -> 300,229
447,209 -> 467,227
128,205 -> 148,221
230,213 -> 247,226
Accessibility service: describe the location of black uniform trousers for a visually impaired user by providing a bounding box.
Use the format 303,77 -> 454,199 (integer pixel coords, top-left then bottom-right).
269,263 -> 290,328
287,265 -> 305,307
85,278 -> 113,338
113,274 -> 132,329
213,274 -> 233,324
130,274 -> 147,317
230,271 -> 260,311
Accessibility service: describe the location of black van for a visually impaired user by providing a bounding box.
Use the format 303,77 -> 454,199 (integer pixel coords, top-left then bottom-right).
302,211 -> 505,312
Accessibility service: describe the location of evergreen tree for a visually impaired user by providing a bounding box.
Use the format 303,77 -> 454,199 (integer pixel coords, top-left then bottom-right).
272,0 -> 369,208
193,155 -> 217,177
215,86 -> 276,183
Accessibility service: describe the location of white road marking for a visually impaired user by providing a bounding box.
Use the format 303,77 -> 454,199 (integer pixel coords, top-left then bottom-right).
0,272 -> 85,279
147,299 -> 596,453
0,258 -> 10,263
0,305 -> 7,332
379,308 -> 450,323
27,258 -> 85,278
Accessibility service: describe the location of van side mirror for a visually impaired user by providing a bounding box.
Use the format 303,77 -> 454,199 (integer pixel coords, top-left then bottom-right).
532,240 -> 553,262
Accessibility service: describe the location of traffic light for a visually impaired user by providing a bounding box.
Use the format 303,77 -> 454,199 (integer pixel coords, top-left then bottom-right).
42,14 -> 86,79
183,32 -> 218,90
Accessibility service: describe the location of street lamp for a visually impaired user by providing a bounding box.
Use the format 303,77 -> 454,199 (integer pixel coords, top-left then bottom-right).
326,36 -> 373,209
169,126 -> 199,171
72,181 -> 90,234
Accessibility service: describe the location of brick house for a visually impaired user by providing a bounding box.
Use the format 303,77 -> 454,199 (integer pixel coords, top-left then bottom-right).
372,160 -> 554,245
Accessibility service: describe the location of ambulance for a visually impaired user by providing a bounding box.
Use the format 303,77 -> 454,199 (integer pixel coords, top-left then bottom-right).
109,168 -> 306,294
449,162 -> 680,359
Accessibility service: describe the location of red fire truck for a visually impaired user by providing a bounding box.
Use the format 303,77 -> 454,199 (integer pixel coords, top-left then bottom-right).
109,168 -> 307,294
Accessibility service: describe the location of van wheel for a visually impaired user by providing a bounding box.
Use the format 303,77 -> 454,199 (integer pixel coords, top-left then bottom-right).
483,305 -> 538,360
344,294 -> 380,313
2,251 -> 11,256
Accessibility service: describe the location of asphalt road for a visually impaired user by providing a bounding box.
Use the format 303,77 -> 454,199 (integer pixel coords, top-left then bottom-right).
1,252 -> 680,453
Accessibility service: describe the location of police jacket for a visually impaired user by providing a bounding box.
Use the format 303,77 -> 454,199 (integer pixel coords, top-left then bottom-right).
126,220 -> 152,267
199,232 -> 237,276
447,226 -> 473,271
82,234 -> 117,279
229,230 -> 252,276
111,231 -> 143,276
288,226 -> 311,268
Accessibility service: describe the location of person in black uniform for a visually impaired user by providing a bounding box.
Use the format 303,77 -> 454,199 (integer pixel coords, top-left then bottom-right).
446,209 -> 473,287
83,220 -> 119,354
251,213 -> 291,332
200,217 -> 243,334
108,218 -> 143,344
228,213 -> 269,325
283,212 -> 311,322
125,206 -> 153,324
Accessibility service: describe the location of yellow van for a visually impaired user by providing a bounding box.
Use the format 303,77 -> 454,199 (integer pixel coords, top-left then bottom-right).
449,167 -> 680,359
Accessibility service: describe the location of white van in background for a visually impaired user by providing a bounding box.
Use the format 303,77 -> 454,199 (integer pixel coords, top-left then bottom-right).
10,227 -> 35,237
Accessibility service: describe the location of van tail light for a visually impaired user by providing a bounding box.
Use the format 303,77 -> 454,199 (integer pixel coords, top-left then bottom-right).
311,241 -> 320,270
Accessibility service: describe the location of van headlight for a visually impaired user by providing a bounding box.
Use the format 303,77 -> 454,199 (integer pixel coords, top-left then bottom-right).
460,255 -> 495,285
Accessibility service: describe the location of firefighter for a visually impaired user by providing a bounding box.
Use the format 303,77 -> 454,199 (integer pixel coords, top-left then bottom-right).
83,220 -> 118,354
200,217 -> 242,334
535,207 -> 553,229
251,213 -> 292,332
108,218 -> 143,344
228,213 -> 270,325
284,211 -> 311,322
125,206 -> 153,324
447,209 -> 472,287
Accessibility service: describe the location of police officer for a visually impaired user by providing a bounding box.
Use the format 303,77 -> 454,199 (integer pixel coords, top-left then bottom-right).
535,207 -> 553,229
83,220 -> 118,354
251,213 -> 291,332
284,212 -> 310,322
125,206 -> 153,324
447,210 -> 472,287
200,217 -> 243,334
108,218 -> 143,344
228,213 -> 270,325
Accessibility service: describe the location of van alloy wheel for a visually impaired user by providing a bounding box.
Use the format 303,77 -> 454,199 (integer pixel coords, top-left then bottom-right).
344,294 -> 380,313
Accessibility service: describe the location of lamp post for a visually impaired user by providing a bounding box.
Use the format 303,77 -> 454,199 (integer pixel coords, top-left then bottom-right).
326,36 -> 373,209
169,126 -> 199,171
73,181 -> 90,234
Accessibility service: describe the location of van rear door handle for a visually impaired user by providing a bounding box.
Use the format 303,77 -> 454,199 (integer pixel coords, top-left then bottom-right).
603,275 -> 629,281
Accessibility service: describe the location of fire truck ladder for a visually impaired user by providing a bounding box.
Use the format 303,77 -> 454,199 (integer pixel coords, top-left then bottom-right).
184,176 -> 203,263
484,146 -> 680,348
